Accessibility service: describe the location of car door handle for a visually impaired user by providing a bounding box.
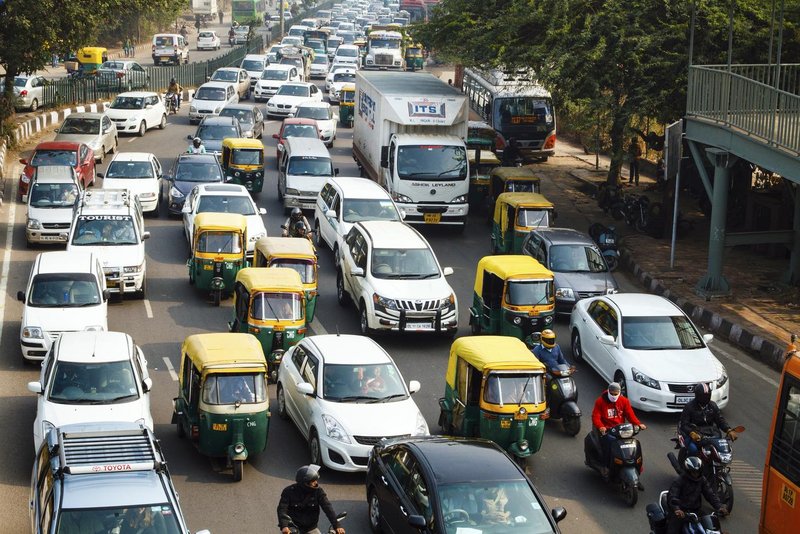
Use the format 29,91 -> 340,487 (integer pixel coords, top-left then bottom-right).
380,475 -> 388,486
400,505 -> 408,517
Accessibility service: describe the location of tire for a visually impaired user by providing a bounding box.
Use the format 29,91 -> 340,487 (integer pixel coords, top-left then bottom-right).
213,290 -> 221,307
571,329 -> 583,362
98,148 -> 105,164
359,302 -> 371,335
336,270 -> 350,306
138,121 -> 146,137
232,459 -> 244,482
138,277 -> 146,300
563,416 -> 581,437
368,490 -> 383,534
605,254 -> 619,271
634,216 -> 648,234
30,99 -> 38,112
333,245 -> 340,266
176,419 -> 186,438
159,114 -> 167,129
277,184 -> 283,201
110,138 -> 118,154
276,384 -> 289,420
615,372 -> 628,398
470,315 -> 481,335
514,455 -> 528,472
717,479 -> 734,512
152,197 -> 161,218
622,482 -> 638,507
309,429 -> 322,466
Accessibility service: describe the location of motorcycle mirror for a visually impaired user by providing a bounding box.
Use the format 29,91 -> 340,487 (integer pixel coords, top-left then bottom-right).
551,507 -> 567,523
732,425 -> 745,433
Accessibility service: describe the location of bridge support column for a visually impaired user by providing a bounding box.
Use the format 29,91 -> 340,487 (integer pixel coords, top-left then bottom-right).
784,186 -> 800,285
696,149 -> 738,297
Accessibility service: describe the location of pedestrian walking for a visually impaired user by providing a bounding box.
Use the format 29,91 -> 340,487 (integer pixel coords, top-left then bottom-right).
628,136 -> 642,186
124,38 -> 132,58
51,53 -> 59,68
219,11 -> 224,24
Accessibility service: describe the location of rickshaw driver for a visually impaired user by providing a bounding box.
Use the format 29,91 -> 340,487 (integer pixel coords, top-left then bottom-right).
221,375 -> 255,403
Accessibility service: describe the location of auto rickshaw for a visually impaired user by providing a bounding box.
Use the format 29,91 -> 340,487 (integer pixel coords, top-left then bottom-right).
488,166 -> 543,214
69,47 -> 109,76
491,192 -> 556,254
253,237 -> 318,321
172,333 -> 269,482
438,336 -> 548,467
467,148 -> 501,209
221,138 -> 265,194
229,267 -> 307,382
339,83 -> 356,127
404,44 -> 424,71
188,212 -> 248,306
469,255 -> 555,339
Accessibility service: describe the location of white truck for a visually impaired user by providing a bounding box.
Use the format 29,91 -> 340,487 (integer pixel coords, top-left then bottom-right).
192,0 -> 218,18
352,71 -> 470,228
363,30 -> 405,70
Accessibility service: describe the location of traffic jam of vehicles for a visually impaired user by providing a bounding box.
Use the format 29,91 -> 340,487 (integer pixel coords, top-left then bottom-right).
10,1 -> 751,534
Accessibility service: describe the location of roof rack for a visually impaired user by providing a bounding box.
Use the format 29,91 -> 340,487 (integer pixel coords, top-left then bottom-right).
57,425 -> 165,475
79,188 -> 132,209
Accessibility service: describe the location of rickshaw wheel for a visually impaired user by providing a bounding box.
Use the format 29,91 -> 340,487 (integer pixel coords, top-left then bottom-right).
233,459 -> 244,482
515,455 -> 528,472
212,290 -> 221,307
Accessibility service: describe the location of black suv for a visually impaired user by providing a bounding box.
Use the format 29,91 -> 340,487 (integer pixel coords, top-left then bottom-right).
165,153 -> 224,215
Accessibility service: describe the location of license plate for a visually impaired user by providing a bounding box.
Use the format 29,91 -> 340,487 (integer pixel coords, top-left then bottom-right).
203,264 -> 213,270
406,322 -> 430,330
161,56 -> 171,61
40,235 -> 62,241
212,423 -> 228,431
423,213 -> 441,224
107,281 -> 118,288
675,395 -> 693,405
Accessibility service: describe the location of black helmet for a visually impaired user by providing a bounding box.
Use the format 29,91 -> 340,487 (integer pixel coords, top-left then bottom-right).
295,464 -> 320,485
684,456 -> 702,477
290,207 -> 303,221
293,220 -> 306,235
693,383 -> 711,406
170,77 -> 176,84
192,137 -> 202,148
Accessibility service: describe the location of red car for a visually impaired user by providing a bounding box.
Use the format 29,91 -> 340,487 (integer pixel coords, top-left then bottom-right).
18,141 -> 96,200
271,118 -> 321,168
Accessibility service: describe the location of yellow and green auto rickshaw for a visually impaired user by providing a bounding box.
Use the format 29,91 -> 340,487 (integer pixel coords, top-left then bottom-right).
229,267 -> 307,382
69,47 -> 109,76
491,192 -> 556,254
253,236 -> 318,322
469,255 -> 555,339
188,212 -> 248,306
438,336 -> 548,468
221,138 -> 265,194
488,167 -> 543,214
404,44 -> 424,71
467,148 -> 501,209
172,333 -> 269,482
339,83 -> 356,128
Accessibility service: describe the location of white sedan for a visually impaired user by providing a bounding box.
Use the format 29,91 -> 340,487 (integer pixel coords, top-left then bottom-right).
325,64 -> 356,93
294,102 -> 337,147
276,334 -> 429,472
265,82 -> 323,119
197,30 -> 221,50
100,152 -> 163,215
569,293 -> 729,413
327,69 -> 357,103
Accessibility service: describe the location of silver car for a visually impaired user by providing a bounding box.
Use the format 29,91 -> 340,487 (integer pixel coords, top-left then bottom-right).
54,112 -> 118,163
7,75 -> 47,111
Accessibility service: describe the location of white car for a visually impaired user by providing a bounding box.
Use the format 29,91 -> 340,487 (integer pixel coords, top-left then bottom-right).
281,36 -> 304,47
197,30 -> 221,50
99,152 -> 163,215
8,74 -> 46,111
189,81 -> 239,124
105,91 -> 167,136
24,165 -> 82,245
182,183 -> 267,258
569,293 -> 730,413
337,221 -> 458,335
276,334 -> 428,472
253,64 -> 302,102
27,331 -> 153,449
294,102 -> 338,147
325,64 -> 356,92
210,67 -> 251,100
241,54 -> 269,90
310,54 -> 330,78
327,69 -> 357,103
17,251 -> 108,362
287,24 -> 311,38
332,44 -> 360,67
266,82 -> 323,119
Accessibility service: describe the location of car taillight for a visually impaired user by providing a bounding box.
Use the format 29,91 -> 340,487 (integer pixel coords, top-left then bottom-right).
543,134 -> 556,150
116,72 -> 125,78
19,90 -> 28,96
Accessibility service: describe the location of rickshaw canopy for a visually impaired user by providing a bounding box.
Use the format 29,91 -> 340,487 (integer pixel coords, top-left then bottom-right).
494,192 -> 555,233
194,212 -> 248,234
446,336 -> 545,386
256,236 -> 316,262
491,166 -> 543,183
77,47 -> 108,64
473,255 -> 553,295
222,138 -> 266,151
182,333 -> 267,377
339,83 -> 356,100
235,266 -> 304,293
468,149 -> 501,166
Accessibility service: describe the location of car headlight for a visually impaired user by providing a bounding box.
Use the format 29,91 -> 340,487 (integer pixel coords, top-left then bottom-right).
413,411 -> 429,436
128,115 -> 141,122
716,369 -> 728,388
42,421 -> 55,439
450,195 -> 466,204
286,188 -> 300,196
321,414 -> 351,443
392,193 -> 412,203
394,60 -> 401,65
234,170 -> 242,177
124,263 -> 143,273
170,186 -> 185,199
439,293 -> 455,309
632,367 -> 660,390
23,326 -> 44,339
555,287 -> 574,300
373,293 -> 398,310
190,106 -> 197,112
84,325 -> 104,331
27,218 -> 41,230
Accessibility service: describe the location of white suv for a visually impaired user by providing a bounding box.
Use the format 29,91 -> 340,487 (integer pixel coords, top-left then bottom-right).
27,331 -> 153,449
336,221 -> 458,335
17,251 -> 108,361
25,165 -> 82,245
254,64 -> 303,102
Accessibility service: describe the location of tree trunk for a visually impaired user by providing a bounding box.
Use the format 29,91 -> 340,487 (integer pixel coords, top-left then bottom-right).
606,100 -> 628,186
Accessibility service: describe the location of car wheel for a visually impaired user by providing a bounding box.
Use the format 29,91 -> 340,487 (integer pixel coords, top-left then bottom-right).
110,138 -> 118,154
368,490 -> 383,534
276,384 -> 289,420
359,301 -> 371,335
159,114 -> 167,129
615,371 -> 628,398
336,270 -> 350,306
138,121 -> 146,137
30,98 -> 38,112
98,148 -> 105,164
309,429 -> 322,466
571,329 -> 583,362
314,220 -> 321,247
138,276 -> 146,300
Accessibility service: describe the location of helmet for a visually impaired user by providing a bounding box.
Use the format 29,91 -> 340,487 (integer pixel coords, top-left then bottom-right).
693,383 -> 711,406
170,77 -> 176,84
541,329 -> 556,349
293,220 -> 306,235
290,207 -> 303,221
684,456 -> 702,477
192,137 -> 202,148
295,464 -> 320,485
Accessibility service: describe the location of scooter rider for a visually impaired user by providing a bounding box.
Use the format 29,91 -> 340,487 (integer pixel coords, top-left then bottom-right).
278,464 -> 346,534
678,383 -> 737,458
187,137 -> 206,154
591,381 -> 647,481
531,329 -> 569,372
282,208 -> 312,237
666,456 -> 728,534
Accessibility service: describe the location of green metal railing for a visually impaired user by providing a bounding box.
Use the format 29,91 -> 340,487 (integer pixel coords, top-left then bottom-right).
687,64 -> 800,155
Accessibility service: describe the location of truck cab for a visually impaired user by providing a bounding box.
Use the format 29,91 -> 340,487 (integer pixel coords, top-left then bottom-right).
364,30 -> 404,70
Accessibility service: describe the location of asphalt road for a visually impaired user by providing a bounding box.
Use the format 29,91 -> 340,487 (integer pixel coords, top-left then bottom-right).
0,79 -> 779,534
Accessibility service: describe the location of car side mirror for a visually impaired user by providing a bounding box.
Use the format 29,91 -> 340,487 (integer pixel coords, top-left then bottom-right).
102,289 -> 110,301
27,381 -> 43,394
145,104 -> 153,109
334,168 -> 340,176
259,208 -> 267,215
551,507 -> 567,523
598,334 -> 616,346
408,380 -> 420,394
182,205 -> 192,214
142,231 -> 151,240
325,209 -> 336,218
296,382 -> 314,396
407,515 -> 426,530
350,266 -> 364,277
17,291 -> 25,303
442,267 -> 454,276
96,172 -> 104,179
703,333 -> 714,344
142,377 -> 153,393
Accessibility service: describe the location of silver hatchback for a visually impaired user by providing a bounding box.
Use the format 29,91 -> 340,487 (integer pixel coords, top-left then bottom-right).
54,112 -> 118,163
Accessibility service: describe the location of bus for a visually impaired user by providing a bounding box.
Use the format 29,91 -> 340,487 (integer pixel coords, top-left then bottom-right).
760,339 -> 800,534
462,68 -> 556,161
232,0 -> 265,25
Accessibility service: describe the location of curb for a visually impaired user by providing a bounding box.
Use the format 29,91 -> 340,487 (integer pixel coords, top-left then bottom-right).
566,170 -> 786,371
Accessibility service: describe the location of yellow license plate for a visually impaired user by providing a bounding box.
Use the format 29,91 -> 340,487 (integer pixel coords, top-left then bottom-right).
203,264 -> 213,270
423,213 -> 441,224
212,423 -> 228,431
500,420 -> 511,429
514,412 -> 528,421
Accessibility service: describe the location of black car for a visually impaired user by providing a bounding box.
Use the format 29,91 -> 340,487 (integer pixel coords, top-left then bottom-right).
218,103 -> 265,140
164,153 -> 224,215
188,115 -> 242,155
366,436 -> 566,534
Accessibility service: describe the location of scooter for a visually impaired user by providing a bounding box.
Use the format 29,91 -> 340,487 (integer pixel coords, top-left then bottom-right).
280,512 -> 347,534
646,490 -> 722,534
546,364 -> 582,436
584,423 -> 644,507
588,223 -> 620,271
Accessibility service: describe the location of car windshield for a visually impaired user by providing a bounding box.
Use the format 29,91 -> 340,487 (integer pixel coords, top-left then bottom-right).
28,182 -> 78,208
328,38 -> 343,47
342,198 -> 399,223
484,372 -> 545,405
196,230 -> 243,253
277,85 -> 310,97
283,124 -> 318,138
517,208 -> 550,228
199,31 -> 216,39
271,258 -> 315,284
295,106 -> 329,120
28,273 -> 100,307
397,145 -> 467,180
59,118 -> 100,135
175,161 -> 223,182
370,248 -> 439,279
312,56 -> 328,65
337,47 -> 358,57
242,59 -> 265,71
287,156 -> 332,176
31,149 -> 77,167
322,363 -> 406,401
250,291 -> 303,321
219,108 -> 255,124
202,373 -> 267,404
230,148 -> 263,165
71,216 -> 137,246
547,244 -> 607,273
110,96 -> 145,109
197,195 -> 256,215
105,160 -> 154,179
262,69 -> 289,80
56,505 -> 183,534
622,315 -> 705,350
197,125 -> 239,140
333,72 -> 356,83
100,61 -> 126,70
212,70 -> 239,82
48,360 -> 139,404
505,280 -> 551,306
370,38 -> 400,48
194,87 -> 227,101
438,480 -> 556,534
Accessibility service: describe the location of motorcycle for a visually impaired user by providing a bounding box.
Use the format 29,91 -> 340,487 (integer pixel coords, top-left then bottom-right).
546,363 -> 582,436
165,92 -> 179,115
670,425 -> 745,512
646,490 -> 722,534
584,423 -> 644,507
280,512 -> 347,534
588,223 -> 620,271
597,183 -> 626,220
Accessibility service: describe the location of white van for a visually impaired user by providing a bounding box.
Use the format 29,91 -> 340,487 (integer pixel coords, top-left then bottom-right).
240,54 -> 269,90
25,166 -> 82,246
151,33 -> 189,66
278,137 -> 337,211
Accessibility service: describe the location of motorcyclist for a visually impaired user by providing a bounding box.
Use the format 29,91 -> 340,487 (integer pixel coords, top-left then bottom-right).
678,383 -> 736,458
501,137 -> 521,167
167,77 -> 183,110
590,381 -> 647,481
187,137 -> 206,154
282,208 -> 312,237
228,27 -> 236,46
277,465 -> 345,534
666,456 -> 728,534
179,23 -> 189,39
531,329 -> 570,372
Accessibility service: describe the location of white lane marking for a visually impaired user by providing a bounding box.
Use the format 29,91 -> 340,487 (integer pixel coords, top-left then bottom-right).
127,137 -> 136,143
310,317 -> 328,336
162,356 -> 178,381
711,344 -> 779,387
0,179 -> 19,349
143,298 -> 153,319
730,459 -> 764,503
